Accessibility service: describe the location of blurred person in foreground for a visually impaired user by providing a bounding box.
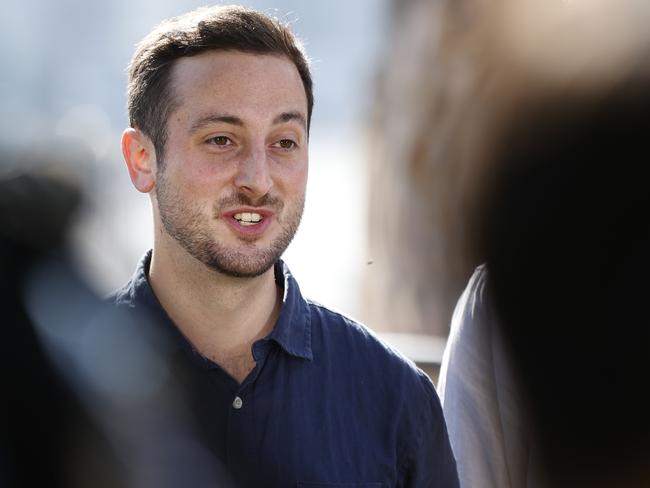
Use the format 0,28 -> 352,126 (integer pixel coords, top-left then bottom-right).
113,5 -> 459,487
0,150 -> 233,486
437,2 -> 650,487
0,155 -> 124,487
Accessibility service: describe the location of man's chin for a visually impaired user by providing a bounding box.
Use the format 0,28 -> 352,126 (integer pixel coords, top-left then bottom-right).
206,261 -> 278,279
198,248 -> 280,279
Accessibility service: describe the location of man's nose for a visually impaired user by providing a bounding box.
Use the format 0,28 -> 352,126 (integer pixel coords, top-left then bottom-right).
233,145 -> 273,199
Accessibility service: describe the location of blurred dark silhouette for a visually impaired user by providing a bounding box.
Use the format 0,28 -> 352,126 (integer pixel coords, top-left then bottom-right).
0,152 -> 230,487
0,161 -> 125,487
481,77 -> 650,487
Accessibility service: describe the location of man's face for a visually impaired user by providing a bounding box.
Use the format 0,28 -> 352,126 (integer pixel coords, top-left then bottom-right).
153,51 -> 309,277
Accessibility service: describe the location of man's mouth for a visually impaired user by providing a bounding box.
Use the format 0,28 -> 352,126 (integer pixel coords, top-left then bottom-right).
222,207 -> 274,236
233,212 -> 263,226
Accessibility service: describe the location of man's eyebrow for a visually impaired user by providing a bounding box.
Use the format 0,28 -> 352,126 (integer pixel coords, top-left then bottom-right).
189,114 -> 244,133
273,111 -> 307,129
189,112 -> 307,132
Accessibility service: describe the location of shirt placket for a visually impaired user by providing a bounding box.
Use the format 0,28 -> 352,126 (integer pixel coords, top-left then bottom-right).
225,339 -> 272,474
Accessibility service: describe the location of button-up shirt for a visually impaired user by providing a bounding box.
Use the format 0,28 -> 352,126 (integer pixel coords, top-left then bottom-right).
112,251 -> 459,487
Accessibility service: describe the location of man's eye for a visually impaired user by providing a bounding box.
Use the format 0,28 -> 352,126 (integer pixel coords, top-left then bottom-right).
207,136 -> 232,146
275,139 -> 297,149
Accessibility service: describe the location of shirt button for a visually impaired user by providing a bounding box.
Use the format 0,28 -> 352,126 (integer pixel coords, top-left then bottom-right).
232,396 -> 243,409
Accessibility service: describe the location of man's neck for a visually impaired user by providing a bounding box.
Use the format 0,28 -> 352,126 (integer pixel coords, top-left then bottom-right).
148,243 -> 281,383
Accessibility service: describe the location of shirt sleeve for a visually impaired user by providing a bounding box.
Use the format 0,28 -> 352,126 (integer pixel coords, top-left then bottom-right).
401,372 -> 460,488
437,266 -> 531,488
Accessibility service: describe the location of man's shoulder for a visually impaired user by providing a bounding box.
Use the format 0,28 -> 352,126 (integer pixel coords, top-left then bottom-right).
305,298 -> 385,348
305,299 -> 435,393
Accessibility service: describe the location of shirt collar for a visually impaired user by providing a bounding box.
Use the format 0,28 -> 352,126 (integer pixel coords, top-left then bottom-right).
119,250 -> 313,361
268,260 -> 313,360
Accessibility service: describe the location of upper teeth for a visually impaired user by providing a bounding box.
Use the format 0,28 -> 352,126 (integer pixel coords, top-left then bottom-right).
234,212 -> 262,223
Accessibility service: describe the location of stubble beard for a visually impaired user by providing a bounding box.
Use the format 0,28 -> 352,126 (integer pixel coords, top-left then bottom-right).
155,169 -> 304,278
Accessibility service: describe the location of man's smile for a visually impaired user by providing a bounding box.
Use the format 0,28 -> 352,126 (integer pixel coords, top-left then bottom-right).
222,207 -> 275,236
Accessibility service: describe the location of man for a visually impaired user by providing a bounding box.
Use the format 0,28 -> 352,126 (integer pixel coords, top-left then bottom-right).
113,5 -> 458,487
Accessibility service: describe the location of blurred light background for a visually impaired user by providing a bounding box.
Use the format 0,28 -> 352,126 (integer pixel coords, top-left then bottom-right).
0,0 -> 389,321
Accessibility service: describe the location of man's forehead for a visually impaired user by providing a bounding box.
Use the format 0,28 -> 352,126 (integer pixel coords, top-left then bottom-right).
168,50 -> 308,122
170,50 -> 303,95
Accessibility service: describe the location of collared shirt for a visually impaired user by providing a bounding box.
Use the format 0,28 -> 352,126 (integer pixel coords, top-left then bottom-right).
112,251 -> 459,488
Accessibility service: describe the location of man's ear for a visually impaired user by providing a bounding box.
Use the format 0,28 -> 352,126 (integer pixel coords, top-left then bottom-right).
121,128 -> 157,193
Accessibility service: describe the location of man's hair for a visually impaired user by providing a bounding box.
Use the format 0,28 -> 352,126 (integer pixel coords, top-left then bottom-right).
126,5 -> 313,164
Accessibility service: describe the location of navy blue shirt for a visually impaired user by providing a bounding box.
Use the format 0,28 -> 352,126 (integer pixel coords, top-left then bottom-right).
112,251 -> 459,487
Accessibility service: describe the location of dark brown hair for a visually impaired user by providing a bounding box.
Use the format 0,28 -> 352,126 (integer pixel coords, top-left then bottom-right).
127,5 -> 313,163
